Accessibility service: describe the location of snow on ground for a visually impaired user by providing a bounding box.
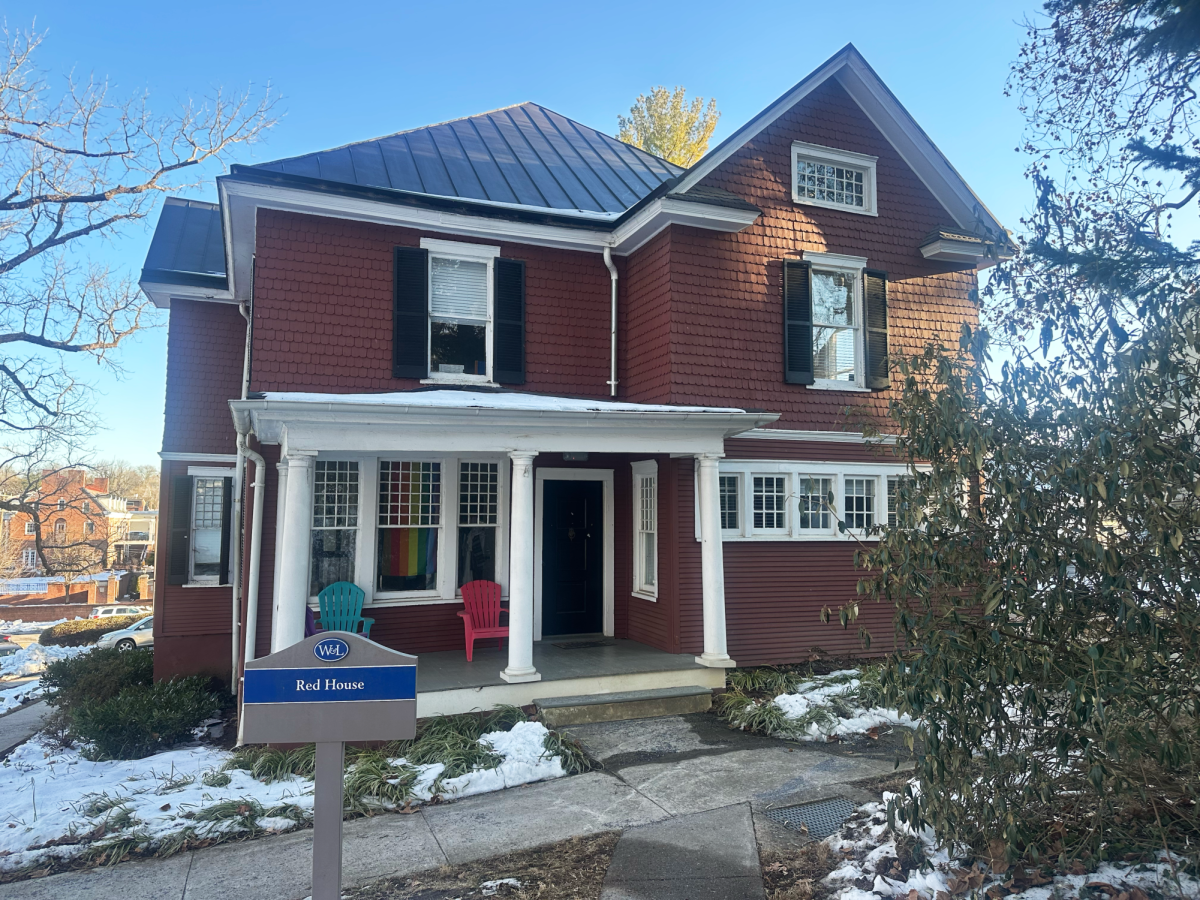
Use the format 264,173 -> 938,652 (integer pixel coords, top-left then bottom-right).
0,721 -> 568,872
822,792 -> 1200,900
0,643 -> 89,680
770,669 -> 917,741
0,619 -> 69,635
0,678 -> 43,714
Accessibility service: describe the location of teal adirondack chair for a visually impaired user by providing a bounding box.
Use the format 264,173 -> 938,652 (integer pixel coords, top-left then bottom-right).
316,581 -> 374,637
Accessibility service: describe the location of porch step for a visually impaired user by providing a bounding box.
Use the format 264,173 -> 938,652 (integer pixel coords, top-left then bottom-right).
534,685 -> 713,727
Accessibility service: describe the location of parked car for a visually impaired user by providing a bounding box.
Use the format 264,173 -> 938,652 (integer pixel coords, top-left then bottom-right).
89,605 -> 146,620
95,616 -> 154,652
0,635 -> 17,657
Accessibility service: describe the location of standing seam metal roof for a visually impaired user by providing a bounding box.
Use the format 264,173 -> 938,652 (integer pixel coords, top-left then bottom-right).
248,103 -> 685,216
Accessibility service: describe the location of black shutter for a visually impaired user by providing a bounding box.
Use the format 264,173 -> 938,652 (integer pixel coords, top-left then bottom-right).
167,476 -> 192,586
493,257 -> 525,384
218,476 -> 234,585
783,260 -> 814,385
863,269 -> 890,390
393,247 -> 429,379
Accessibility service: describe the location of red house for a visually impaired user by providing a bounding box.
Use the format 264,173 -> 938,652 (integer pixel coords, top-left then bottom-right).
141,46 -> 1009,716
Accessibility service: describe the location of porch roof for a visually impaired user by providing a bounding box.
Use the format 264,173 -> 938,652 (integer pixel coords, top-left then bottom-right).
231,389 -> 779,456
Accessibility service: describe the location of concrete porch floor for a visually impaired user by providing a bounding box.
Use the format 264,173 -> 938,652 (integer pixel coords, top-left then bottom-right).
415,637 -> 725,717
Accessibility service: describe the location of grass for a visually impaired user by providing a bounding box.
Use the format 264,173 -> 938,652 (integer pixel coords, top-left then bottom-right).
717,664 -> 890,739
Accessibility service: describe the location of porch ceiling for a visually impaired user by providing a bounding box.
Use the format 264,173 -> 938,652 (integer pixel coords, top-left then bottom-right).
230,390 -> 779,455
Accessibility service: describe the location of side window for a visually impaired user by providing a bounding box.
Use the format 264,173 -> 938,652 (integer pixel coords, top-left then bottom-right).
377,461 -> 440,592
310,461 -> 359,596
844,477 -> 876,530
24,521 -> 34,535
719,475 -> 740,531
190,478 -> 226,583
796,476 -> 834,532
752,476 -> 788,531
457,462 -> 498,587
631,460 -> 658,599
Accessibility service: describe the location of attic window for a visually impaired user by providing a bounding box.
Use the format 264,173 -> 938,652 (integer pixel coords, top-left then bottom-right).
792,142 -> 877,216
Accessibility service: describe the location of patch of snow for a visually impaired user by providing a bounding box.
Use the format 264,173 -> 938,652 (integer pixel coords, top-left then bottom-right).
0,678 -> 42,714
259,389 -> 746,415
822,791 -> 1200,900
0,619 -> 70,635
481,877 -> 522,895
770,670 -> 917,741
0,644 -> 89,681
0,721 -> 569,872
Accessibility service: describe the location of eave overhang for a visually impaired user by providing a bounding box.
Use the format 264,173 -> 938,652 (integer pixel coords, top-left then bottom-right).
918,229 -> 1014,269
230,390 -> 780,457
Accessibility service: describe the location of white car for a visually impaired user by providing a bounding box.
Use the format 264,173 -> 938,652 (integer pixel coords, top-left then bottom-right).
95,616 -> 154,651
89,605 -> 146,620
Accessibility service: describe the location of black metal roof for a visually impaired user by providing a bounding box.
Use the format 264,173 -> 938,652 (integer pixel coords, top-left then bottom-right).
140,198 -> 226,289
244,103 -> 685,216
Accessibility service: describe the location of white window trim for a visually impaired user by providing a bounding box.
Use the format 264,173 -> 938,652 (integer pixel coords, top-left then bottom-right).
308,452 -> 511,609
803,251 -> 871,393
23,521 -> 34,535
750,472 -> 790,536
421,237 -> 501,385
187,475 -> 229,586
716,460 -> 920,542
791,141 -> 878,216
630,459 -> 658,601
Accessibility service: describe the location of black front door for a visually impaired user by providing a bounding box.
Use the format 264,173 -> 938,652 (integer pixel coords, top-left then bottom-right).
541,479 -> 603,636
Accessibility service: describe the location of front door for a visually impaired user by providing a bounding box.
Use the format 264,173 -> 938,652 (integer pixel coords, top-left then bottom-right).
541,479 -> 603,636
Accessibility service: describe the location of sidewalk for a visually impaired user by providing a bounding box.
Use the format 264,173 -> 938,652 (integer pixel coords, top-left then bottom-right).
0,701 -> 49,759
0,714 -> 902,899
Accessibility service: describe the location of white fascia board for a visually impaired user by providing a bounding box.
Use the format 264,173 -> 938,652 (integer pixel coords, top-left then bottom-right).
834,59 -> 1006,238
139,281 -> 235,310
733,427 -> 898,445
610,198 -> 760,256
218,180 -> 760,300
920,237 -> 1009,269
802,250 -> 869,270
159,451 -> 239,462
232,398 -> 778,456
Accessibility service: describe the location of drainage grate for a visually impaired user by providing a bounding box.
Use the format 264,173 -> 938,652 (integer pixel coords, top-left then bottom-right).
552,640 -> 612,650
762,797 -> 857,838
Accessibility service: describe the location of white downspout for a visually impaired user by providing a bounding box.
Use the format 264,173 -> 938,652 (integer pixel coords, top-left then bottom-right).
603,246 -> 618,397
230,300 -> 252,688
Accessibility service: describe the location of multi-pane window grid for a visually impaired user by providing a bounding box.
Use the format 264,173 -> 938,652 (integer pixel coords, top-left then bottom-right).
796,158 -> 864,208
193,478 -> 225,528
797,477 -> 833,530
640,475 -> 657,535
379,461 -> 440,526
459,462 -> 498,525
753,476 -> 787,530
887,476 -> 914,528
719,476 -> 739,530
313,461 -> 359,528
22,549 -> 35,567
845,478 -> 875,530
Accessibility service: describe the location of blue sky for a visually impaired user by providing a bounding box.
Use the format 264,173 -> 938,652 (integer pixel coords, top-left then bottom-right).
9,0 -> 1037,466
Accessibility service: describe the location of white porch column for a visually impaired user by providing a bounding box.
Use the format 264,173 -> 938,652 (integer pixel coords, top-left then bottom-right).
696,453 -> 735,668
268,460 -> 289,654
502,451 -> 540,683
272,452 -> 314,652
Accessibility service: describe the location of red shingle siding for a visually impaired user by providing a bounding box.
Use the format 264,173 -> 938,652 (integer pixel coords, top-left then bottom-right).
621,230 -> 673,403
724,438 -> 897,464
163,300 -> 243,455
661,78 -> 977,429
250,210 -> 614,399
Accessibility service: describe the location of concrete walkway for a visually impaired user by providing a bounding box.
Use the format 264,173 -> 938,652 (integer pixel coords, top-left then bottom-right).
0,701 -> 50,759
0,714 -> 903,899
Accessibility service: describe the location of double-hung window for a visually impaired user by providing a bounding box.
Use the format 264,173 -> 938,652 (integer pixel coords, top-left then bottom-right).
21,548 -> 35,568
753,476 -> 788,531
632,461 -> 658,598
310,461 -> 359,596
844,477 -> 876,530
23,520 -> 33,535
811,266 -> 861,385
424,239 -> 499,382
377,461 -> 441,592
796,476 -> 834,532
719,475 -> 740,531
458,462 -> 498,586
887,475 -> 916,528
190,477 -> 226,583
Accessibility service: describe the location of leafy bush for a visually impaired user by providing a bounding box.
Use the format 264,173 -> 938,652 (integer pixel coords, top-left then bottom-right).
41,615 -> 143,647
71,677 -> 222,760
42,647 -> 154,710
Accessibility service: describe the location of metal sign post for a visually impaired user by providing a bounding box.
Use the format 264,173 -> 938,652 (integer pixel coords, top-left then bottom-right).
242,632 -> 417,900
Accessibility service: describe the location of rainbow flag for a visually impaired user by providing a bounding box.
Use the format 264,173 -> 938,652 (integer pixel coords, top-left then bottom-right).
379,527 -> 437,578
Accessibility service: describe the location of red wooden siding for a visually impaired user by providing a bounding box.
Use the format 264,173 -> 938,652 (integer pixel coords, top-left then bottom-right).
163,300 -> 244,455
724,438 -> 898,464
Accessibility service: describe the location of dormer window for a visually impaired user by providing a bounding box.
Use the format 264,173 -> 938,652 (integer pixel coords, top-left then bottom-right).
791,142 -> 877,216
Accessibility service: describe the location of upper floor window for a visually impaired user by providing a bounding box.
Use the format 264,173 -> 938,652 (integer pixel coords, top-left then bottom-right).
82,501 -> 91,514
393,241 -> 526,386
812,268 -> 859,383
24,520 -> 34,535
791,141 -> 877,216
53,518 -> 66,535
57,499 -> 66,511
85,521 -> 95,535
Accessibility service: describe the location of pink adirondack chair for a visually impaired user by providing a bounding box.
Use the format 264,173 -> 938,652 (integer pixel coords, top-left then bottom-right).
457,580 -> 508,662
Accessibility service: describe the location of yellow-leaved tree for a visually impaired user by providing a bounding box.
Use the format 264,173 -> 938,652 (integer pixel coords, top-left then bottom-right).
617,86 -> 719,168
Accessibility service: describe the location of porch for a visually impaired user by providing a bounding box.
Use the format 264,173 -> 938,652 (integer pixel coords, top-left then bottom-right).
415,637 -> 724,716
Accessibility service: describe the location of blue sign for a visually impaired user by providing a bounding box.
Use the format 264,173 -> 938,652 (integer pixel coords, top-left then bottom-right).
243,665 -> 416,704
314,637 -> 350,662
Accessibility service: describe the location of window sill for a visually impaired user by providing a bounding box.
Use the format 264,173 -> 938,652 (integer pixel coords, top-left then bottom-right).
631,589 -> 658,602
791,196 -> 878,217
807,380 -> 871,393
183,582 -> 230,588
723,533 -> 881,543
421,376 -> 499,388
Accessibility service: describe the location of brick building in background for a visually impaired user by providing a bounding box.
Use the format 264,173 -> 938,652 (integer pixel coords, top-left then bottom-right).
139,46 -> 1011,713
